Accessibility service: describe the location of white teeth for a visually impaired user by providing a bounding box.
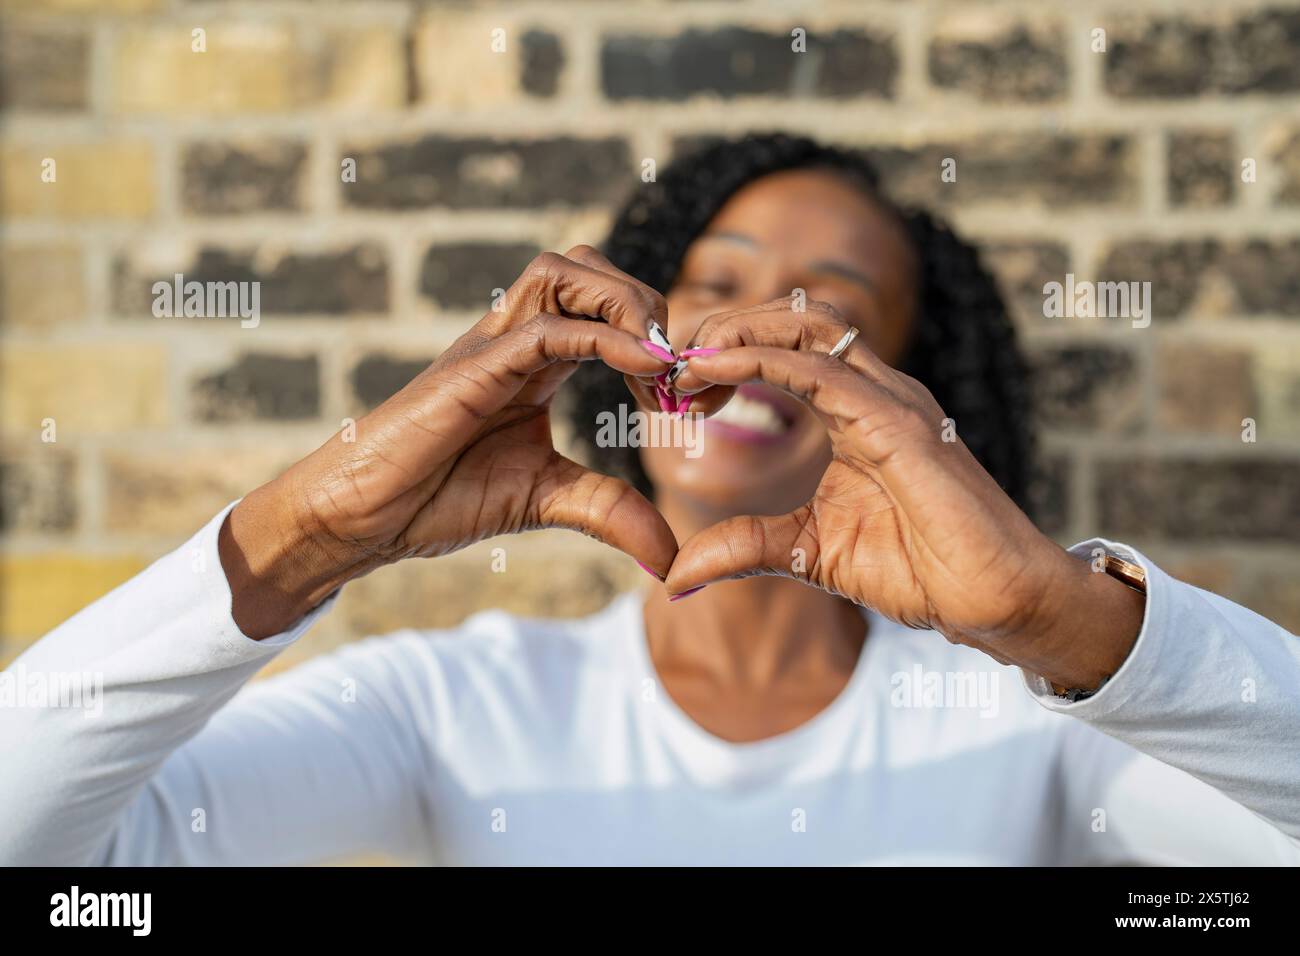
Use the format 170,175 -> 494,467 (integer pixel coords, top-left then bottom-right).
711,393 -> 787,434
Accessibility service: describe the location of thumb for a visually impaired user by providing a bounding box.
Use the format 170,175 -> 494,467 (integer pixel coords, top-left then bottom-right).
664,508 -> 819,596
530,453 -> 679,579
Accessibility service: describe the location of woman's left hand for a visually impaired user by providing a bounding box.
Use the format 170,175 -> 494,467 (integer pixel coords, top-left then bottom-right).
664,302 -> 1145,690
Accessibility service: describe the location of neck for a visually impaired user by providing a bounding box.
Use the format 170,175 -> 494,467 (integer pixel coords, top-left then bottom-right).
643,493 -> 868,689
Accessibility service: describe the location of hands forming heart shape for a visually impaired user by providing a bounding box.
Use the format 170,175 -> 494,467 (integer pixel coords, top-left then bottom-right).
222,245 -> 1142,689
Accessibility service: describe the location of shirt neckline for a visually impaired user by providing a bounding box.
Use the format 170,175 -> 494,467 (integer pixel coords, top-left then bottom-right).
617,590 -> 882,774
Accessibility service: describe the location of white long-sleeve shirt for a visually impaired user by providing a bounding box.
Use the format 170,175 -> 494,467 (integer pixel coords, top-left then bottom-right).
1,501 -> 1297,866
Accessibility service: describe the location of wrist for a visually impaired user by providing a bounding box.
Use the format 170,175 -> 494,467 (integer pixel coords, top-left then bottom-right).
218,479 -> 369,640
1013,548 -> 1146,691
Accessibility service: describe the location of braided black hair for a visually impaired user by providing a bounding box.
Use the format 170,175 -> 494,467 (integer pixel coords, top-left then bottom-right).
562,132 -> 1037,517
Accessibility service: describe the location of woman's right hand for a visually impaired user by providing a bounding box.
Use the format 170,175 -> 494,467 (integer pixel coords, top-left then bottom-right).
219,245 -> 679,639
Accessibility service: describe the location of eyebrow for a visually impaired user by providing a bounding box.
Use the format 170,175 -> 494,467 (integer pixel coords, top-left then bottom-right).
808,259 -> 877,294
697,231 -> 877,294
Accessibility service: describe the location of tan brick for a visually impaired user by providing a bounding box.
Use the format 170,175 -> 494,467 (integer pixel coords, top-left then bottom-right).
1235,561 -> 1300,634
0,142 -> 153,220
334,540 -> 637,636
0,244 -> 85,328
271,535 -> 640,670
1163,557 -> 1234,597
325,27 -> 406,111
1254,342 -> 1300,439
104,447 -> 300,536
413,10 -> 525,107
0,554 -> 148,642
112,24 -> 319,114
1157,343 -> 1254,434
0,345 -> 169,435
0,0 -> 162,11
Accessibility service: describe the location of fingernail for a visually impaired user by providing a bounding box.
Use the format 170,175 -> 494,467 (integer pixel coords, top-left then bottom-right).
676,395 -> 693,415
680,347 -> 720,358
654,383 -> 677,413
639,340 -> 675,363
665,357 -> 688,385
669,585 -> 706,602
636,559 -> 665,581
647,321 -> 675,357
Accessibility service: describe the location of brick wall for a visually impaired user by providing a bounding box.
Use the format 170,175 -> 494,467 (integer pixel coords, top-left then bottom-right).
2,0 -> 1298,670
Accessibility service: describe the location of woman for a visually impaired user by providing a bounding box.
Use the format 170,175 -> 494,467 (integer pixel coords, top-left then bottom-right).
2,134 -> 1297,865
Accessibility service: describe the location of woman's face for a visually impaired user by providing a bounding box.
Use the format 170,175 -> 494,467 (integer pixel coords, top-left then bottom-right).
640,168 -> 920,517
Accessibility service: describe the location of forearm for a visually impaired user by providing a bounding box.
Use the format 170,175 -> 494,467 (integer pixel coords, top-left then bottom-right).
0,503 -> 329,865
1024,540 -> 1300,839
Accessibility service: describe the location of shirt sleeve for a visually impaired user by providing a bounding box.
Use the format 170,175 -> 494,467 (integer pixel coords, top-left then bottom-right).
0,502 -> 432,866
1023,538 -> 1300,854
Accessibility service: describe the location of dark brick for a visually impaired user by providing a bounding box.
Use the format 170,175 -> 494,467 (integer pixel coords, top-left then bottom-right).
1167,131 -> 1234,207
520,30 -> 564,97
1220,239 -> 1300,316
181,140 -> 307,215
342,136 -> 631,210
1095,239 -> 1217,319
1029,345 -> 1141,432
192,353 -> 320,423
1028,452 -> 1071,536
813,30 -> 900,99
1106,19 -> 1215,98
670,135 -> 727,161
0,451 -> 76,533
670,134 -> 1135,208
601,28 -> 896,101
419,242 -> 540,311
867,134 -> 1137,207
0,28 -> 87,112
928,20 -> 1067,102
980,241 -> 1071,325
113,244 -> 389,317
351,353 -> 434,411
1096,458 -> 1300,542
1223,8 -> 1300,93
1097,238 -> 1300,318
1157,344 -> 1255,434
1106,10 -> 1300,99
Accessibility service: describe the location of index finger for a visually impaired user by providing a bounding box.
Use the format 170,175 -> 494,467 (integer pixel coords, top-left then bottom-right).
491,248 -> 670,344
682,345 -> 941,470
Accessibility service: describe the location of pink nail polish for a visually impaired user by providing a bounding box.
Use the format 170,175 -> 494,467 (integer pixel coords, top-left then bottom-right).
636,560 -> 665,581
676,395 -> 693,415
669,585 -> 706,602
680,347 -> 720,358
655,384 -> 677,413
640,340 -> 675,363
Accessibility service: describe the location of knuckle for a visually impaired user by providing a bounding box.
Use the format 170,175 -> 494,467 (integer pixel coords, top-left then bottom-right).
526,251 -> 566,285
521,311 -> 557,335
564,243 -> 600,263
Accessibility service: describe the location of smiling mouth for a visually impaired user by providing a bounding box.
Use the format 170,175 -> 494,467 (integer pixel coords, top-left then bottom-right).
705,386 -> 797,442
